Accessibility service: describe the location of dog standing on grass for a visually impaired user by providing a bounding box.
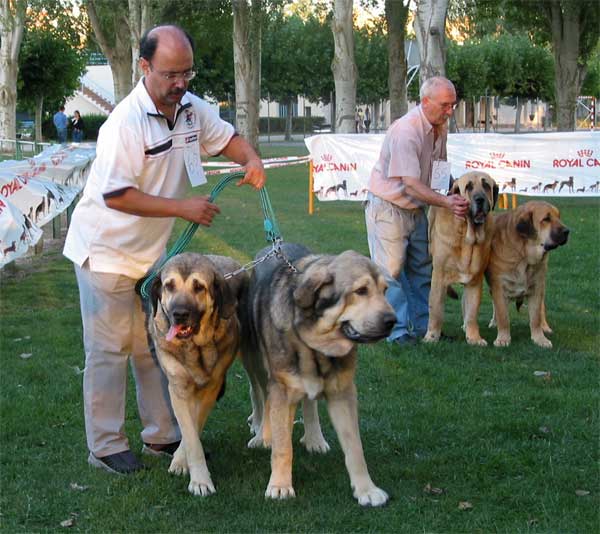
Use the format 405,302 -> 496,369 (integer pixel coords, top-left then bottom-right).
239,243 -> 395,506
485,201 -> 569,348
424,171 -> 498,346
147,252 -> 248,496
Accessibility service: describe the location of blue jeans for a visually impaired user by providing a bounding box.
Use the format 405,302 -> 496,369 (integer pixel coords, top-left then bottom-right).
365,195 -> 432,340
56,128 -> 67,143
73,129 -> 83,142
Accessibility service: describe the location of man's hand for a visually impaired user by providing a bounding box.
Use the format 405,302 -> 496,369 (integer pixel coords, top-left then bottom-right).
178,196 -> 220,226
236,158 -> 266,190
446,194 -> 470,218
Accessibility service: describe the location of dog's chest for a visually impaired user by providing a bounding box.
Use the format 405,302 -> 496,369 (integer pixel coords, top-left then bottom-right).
500,262 -> 539,299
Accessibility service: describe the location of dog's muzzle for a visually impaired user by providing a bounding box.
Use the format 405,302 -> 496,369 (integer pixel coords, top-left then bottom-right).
165,306 -> 201,341
341,312 -> 396,343
544,226 -> 570,251
470,193 -> 490,225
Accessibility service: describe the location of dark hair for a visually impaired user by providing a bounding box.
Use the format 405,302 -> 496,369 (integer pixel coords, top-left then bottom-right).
139,25 -> 195,61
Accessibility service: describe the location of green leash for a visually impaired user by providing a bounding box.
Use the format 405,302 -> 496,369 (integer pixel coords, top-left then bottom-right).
137,171 -> 281,299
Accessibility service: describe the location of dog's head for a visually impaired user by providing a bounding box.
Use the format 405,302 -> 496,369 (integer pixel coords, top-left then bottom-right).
451,171 -> 498,225
292,251 -> 396,357
150,253 -> 236,342
515,201 -> 570,252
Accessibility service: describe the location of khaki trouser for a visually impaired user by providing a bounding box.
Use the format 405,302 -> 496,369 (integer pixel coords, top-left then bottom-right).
365,194 -> 432,340
75,262 -> 179,457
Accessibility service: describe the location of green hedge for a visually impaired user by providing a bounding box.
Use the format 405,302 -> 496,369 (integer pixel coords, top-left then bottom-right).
42,113 -> 108,142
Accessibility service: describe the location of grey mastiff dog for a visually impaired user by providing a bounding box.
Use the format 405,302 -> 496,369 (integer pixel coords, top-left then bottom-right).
239,243 -> 396,506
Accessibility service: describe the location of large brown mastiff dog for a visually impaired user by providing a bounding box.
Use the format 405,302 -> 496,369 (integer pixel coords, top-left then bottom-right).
424,171 -> 498,345
486,201 -> 569,348
240,243 -> 396,506
147,253 -> 248,496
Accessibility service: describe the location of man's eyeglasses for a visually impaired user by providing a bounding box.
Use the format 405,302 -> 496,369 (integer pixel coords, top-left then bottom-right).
148,62 -> 196,82
430,99 -> 458,111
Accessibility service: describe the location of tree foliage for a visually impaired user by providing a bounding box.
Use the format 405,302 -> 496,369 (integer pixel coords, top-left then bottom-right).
355,20 -> 388,104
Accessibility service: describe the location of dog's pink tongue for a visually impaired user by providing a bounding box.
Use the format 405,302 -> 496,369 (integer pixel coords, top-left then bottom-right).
166,325 -> 181,342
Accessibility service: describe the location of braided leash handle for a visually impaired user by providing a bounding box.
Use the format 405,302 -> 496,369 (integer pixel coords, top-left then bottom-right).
136,171 -> 280,299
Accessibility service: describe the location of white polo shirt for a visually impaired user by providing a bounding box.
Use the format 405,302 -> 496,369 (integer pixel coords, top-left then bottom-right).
63,79 -> 235,279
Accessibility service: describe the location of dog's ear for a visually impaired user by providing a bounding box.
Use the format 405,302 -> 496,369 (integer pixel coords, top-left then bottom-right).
451,180 -> 461,196
516,211 -> 535,238
150,275 -> 162,318
212,271 -> 237,319
492,182 -> 499,210
447,175 -> 455,195
293,265 -> 333,309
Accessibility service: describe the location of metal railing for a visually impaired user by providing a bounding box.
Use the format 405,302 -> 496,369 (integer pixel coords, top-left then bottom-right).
0,138 -> 53,159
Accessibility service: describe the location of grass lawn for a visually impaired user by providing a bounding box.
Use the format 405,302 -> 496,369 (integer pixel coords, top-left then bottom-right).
0,142 -> 598,533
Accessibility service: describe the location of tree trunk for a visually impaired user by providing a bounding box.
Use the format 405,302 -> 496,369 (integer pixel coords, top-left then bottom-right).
385,0 -> 409,122
545,0 -> 584,131
0,0 -> 26,141
414,0 -> 449,84
35,95 -> 44,142
128,0 -> 154,86
330,0 -> 356,134
514,96 -> 522,133
232,0 -> 262,151
87,0 -> 133,103
284,97 -> 293,141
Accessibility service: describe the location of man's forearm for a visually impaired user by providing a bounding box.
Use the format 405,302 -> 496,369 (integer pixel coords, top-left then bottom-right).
104,188 -> 178,217
402,176 -> 450,209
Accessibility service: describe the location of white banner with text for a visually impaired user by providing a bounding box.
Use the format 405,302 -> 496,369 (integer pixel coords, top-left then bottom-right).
305,132 -> 600,201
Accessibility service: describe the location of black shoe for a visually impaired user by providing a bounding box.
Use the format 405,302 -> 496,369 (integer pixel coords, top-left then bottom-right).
88,450 -> 145,475
142,441 -> 181,458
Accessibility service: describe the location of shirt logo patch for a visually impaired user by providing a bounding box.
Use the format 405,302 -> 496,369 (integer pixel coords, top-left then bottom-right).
185,109 -> 196,128
185,134 -> 198,143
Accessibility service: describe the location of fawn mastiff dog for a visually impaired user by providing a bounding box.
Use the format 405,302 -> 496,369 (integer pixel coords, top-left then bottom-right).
486,201 -> 569,348
424,171 -> 498,345
240,243 -> 396,506
147,252 -> 248,496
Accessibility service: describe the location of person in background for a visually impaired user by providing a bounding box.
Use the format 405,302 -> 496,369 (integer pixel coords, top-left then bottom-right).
53,105 -> 68,143
364,107 -> 371,133
71,110 -> 85,142
63,24 -> 266,475
364,76 -> 469,346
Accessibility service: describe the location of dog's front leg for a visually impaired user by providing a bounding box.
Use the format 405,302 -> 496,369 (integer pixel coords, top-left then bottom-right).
490,280 -> 511,347
528,284 -> 552,348
300,398 -> 330,453
424,265 -> 445,342
326,384 -> 388,507
265,382 -> 296,499
462,279 -> 487,346
167,384 -> 215,496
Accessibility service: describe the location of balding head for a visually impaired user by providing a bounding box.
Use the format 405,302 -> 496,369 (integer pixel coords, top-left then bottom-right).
140,25 -> 194,62
419,76 -> 455,100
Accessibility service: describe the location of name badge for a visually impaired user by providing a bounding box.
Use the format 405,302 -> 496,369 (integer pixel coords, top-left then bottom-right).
175,134 -> 206,187
431,160 -> 452,192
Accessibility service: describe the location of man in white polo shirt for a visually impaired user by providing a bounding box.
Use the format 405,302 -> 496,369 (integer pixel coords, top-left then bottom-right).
63,25 -> 266,475
365,76 -> 468,346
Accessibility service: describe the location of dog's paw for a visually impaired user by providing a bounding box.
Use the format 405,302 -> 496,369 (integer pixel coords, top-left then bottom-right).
542,324 -> 553,335
300,433 -> 330,453
247,435 -> 270,449
494,335 -> 511,347
168,456 -> 188,476
423,331 -> 440,343
467,336 -> 488,347
188,477 -> 216,497
354,485 -> 389,507
265,484 -> 296,500
532,335 -> 552,349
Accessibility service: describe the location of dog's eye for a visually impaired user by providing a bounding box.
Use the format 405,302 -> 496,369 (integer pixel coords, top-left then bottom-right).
542,215 -> 551,223
355,286 -> 369,296
192,280 -> 205,293
165,280 -> 175,292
